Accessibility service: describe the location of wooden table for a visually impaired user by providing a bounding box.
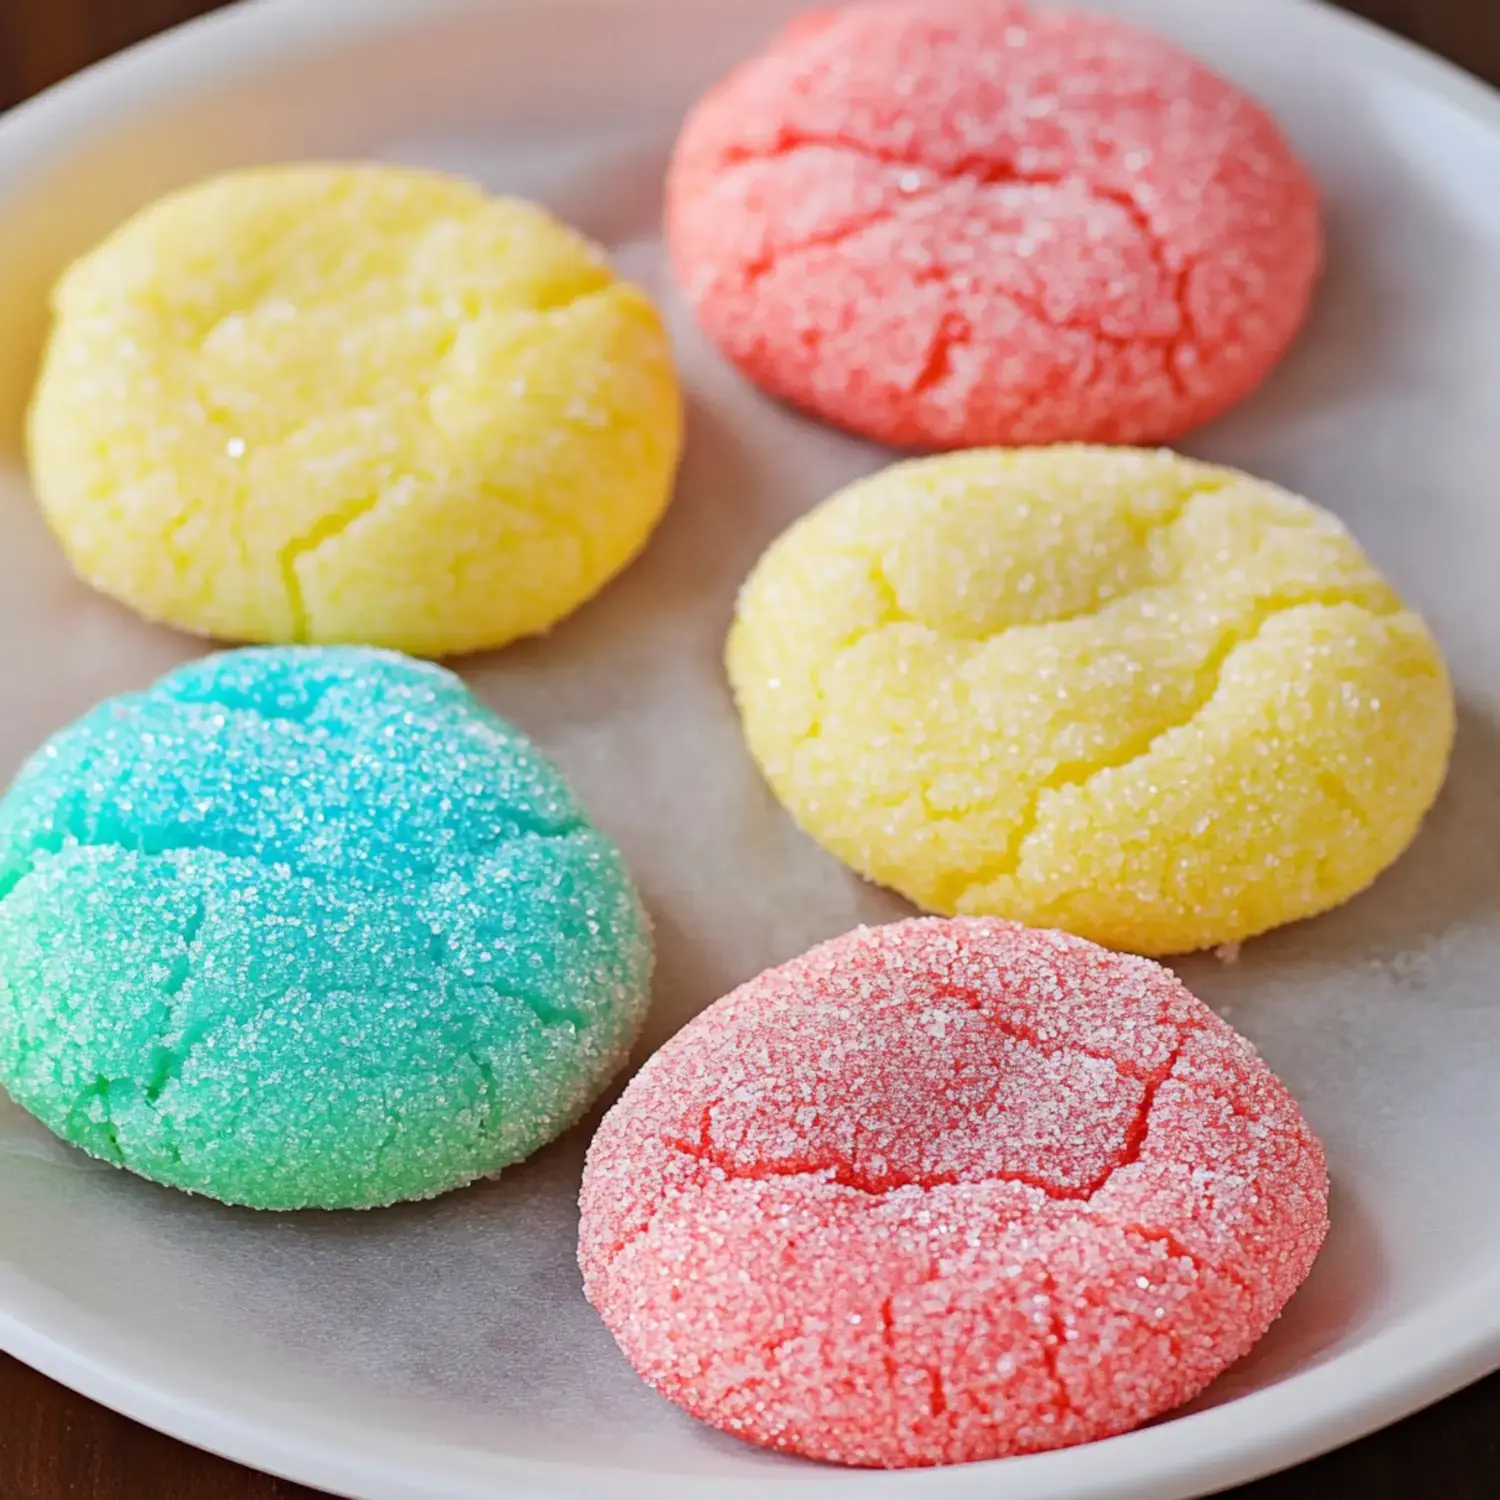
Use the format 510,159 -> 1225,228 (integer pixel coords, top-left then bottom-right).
1,2 -> 1498,1497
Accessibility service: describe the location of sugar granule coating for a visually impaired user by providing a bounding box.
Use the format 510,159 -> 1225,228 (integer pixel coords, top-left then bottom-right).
667,0 -> 1321,449
727,446 -> 1454,955
0,647 -> 652,1210
27,164 -> 683,657
579,918 -> 1328,1468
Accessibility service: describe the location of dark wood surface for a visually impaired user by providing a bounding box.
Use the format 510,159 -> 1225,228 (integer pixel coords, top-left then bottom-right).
1,2 -> 1498,1497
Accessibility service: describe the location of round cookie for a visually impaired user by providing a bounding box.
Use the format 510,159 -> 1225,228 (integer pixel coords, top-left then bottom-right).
727,446 -> 1453,955
0,647 -> 652,1210
667,0 -> 1321,450
580,917 -> 1328,1468
28,164 -> 682,656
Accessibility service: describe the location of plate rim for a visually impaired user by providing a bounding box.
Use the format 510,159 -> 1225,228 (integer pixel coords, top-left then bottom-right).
2,0 -> 1499,1497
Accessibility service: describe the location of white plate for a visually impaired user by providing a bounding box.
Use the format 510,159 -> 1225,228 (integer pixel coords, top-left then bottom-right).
1,1 -> 1499,1496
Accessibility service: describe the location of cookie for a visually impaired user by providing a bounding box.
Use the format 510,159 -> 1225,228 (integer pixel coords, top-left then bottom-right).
727,447 -> 1454,955
27,164 -> 683,656
580,917 -> 1328,1467
667,1 -> 1320,449
0,647 -> 652,1210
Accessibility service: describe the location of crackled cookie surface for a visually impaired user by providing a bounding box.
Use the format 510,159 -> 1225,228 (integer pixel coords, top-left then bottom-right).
0,647 -> 652,1209
667,0 -> 1320,449
28,164 -> 682,656
727,447 -> 1454,954
580,918 -> 1328,1467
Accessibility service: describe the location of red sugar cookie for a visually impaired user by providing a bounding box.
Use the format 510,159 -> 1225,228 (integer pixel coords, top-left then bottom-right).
579,918 -> 1327,1468
666,1 -> 1322,450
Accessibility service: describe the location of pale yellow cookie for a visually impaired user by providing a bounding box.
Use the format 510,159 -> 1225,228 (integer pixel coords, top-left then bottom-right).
727,446 -> 1454,955
27,165 -> 682,656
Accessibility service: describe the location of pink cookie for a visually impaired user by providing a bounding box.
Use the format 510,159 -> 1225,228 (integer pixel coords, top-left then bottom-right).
579,918 -> 1327,1468
666,1 -> 1322,450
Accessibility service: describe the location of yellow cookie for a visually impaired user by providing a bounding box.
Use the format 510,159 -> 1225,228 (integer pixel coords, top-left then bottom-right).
727,447 -> 1454,955
27,165 -> 682,656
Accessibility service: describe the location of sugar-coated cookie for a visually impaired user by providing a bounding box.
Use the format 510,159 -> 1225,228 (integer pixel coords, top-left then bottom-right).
580,918 -> 1328,1468
668,1 -> 1320,449
0,647 -> 652,1209
28,165 -> 682,656
727,447 -> 1453,955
